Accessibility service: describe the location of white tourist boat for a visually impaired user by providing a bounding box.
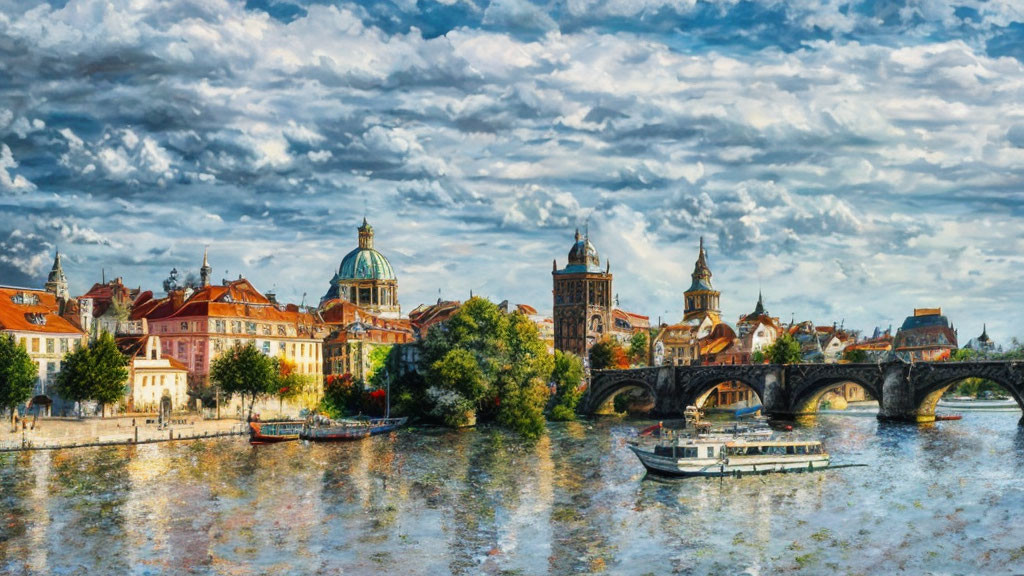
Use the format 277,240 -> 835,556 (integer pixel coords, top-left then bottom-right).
627,436 -> 830,478
936,398 -> 1019,411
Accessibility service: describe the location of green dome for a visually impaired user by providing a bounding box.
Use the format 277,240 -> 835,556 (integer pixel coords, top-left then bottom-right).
338,247 -> 395,280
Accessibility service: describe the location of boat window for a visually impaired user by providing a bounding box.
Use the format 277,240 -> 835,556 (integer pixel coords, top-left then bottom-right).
796,446 -> 807,455
809,445 -> 821,454
706,446 -> 714,458
685,447 -> 698,458
786,446 -> 795,455
745,446 -> 761,456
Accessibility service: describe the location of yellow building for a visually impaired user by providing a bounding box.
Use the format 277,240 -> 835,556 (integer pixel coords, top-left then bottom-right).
0,281 -> 87,415
118,335 -> 190,413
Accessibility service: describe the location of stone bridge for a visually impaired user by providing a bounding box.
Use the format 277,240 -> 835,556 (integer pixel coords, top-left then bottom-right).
583,361 -> 1024,424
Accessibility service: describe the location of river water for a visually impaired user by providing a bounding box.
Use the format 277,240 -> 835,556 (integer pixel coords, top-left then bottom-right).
1,411 -> 1023,575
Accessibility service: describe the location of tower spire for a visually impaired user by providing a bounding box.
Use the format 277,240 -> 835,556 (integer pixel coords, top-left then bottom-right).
358,218 -> 374,250
200,247 -> 213,288
45,248 -> 69,301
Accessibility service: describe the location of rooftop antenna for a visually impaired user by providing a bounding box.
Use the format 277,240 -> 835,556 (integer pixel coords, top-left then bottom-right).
300,292 -> 307,307
102,268 -> 105,284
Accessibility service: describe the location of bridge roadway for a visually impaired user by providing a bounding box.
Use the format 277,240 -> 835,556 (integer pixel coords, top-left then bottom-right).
584,361 -> 1024,424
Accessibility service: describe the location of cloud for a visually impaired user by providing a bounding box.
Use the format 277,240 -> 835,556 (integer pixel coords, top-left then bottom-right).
0,143 -> 35,192
0,0 -> 1023,341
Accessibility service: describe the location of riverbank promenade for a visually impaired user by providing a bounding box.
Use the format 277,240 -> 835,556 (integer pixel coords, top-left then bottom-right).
0,416 -> 245,451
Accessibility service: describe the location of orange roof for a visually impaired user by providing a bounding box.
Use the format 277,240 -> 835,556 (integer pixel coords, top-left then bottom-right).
516,303 -> 538,316
409,300 -> 462,334
0,287 -> 85,335
137,280 -> 324,337
700,336 -> 732,355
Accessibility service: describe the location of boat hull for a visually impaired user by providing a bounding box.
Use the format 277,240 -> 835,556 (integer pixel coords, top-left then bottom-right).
248,422 -> 304,444
299,417 -> 407,442
628,445 -> 831,478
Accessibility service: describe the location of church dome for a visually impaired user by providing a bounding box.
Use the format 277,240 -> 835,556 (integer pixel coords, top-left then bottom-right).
338,247 -> 395,280
566,229 -> 601,271
336,219 -> 396,281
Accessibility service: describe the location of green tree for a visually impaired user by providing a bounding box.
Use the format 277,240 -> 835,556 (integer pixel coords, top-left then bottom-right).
589,339 -> 615,370
56,333 -> 130,417
628,332 -> 648,367
549,350 -> 585,421
210,342 -> 277,421
429,348 -> 488,404
0,334 -> 37,427
842,348 -> 868,363
765,333 -> 803,365
751,350 -> 766,364
951,348 -> 975,362
419,297 -> 555,439
494,312 -> 553,440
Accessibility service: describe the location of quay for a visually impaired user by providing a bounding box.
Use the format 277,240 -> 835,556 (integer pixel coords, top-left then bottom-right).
0,416 -> 246,452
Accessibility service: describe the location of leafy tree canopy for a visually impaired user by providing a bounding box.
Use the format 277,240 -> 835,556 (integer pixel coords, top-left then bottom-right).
210,342 -> 277,420
56,332 -> 129,416
0,334 -> 37,413
628,331 -> 648,366
420,297 -> 554,440
549,350 -> 585,422
765,333 -> 803,365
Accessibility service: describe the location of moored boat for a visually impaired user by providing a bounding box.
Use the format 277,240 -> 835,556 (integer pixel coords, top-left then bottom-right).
627,436 -> 830,477
299,416 -> 408,441
936,398 -> 1018,411
248,421 -> 304,444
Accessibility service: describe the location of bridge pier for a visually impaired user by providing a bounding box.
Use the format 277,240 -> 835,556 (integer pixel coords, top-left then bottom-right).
877,364 -> 919,424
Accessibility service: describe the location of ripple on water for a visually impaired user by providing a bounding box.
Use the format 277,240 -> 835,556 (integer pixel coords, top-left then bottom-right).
0,413 -> 1023,575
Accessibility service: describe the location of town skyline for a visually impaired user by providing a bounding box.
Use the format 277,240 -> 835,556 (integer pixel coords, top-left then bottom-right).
9,221 -> 1003,346
3,1 -> 1023,343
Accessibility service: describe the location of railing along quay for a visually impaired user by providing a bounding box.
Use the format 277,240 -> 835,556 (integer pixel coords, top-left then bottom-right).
0,423 -> 248,453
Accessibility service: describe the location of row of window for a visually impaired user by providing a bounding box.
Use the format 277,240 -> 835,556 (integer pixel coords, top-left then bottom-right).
162,320 -> 296,338
554,279 -> 611,307
19,336 -> 77,355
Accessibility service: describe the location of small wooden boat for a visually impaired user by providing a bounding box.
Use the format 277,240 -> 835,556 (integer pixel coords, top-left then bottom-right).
627,436 -> 830,478
299,416 -> 407,442
249,421 -> 304,444
934,413 -> 962,421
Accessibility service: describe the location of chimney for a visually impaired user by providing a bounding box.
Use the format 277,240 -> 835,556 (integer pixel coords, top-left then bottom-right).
170,289 -> 186,311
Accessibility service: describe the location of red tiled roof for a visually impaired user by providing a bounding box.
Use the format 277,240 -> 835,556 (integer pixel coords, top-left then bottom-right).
0,288 -> 85,335
516,304 -> 538,316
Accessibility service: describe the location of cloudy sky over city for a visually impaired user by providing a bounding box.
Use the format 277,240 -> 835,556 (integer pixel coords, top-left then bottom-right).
1,0 -> 1023,340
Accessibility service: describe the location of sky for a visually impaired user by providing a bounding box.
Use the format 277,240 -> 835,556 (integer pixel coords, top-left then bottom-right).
1,0 -> 1023,343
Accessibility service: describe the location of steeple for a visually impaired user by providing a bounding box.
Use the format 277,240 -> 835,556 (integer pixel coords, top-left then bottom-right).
683,237 -> 721,322
358,218 -> 375,250
45,249 -> 69,301
200,248 -> 212,288
691,236 -> 713,288
751,291 -> 766,317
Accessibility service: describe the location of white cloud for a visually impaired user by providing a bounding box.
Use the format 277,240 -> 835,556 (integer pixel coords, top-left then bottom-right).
0,144 -> 36,192
0,0 -> 1023,339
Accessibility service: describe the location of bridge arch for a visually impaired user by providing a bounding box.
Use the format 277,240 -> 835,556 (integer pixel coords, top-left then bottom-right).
913,371 -> 1024,423
583,368 -> 662,415
789,376 -> 881,415
586,379 -> 656,415
682,374 -> 766,411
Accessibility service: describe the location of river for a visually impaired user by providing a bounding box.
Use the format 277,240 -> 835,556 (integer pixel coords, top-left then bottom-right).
1,411 -> 1023,575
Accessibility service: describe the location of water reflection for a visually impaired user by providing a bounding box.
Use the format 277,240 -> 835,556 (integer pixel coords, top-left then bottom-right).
0,412 -> 1022,574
